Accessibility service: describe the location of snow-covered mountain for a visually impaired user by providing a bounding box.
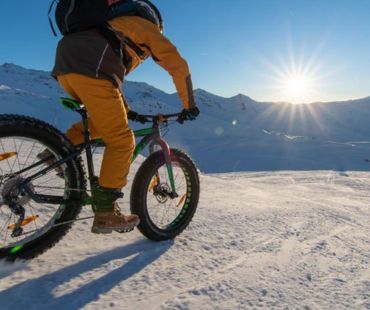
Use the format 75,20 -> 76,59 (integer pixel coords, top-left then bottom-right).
2,63 -> 370,173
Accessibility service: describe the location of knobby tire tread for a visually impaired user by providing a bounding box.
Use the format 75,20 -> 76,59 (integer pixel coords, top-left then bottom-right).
0,114 -> 86,261
130,148 -> 200,241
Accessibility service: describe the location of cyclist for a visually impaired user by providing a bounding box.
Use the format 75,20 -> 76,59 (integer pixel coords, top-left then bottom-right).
48,1 -> 200,234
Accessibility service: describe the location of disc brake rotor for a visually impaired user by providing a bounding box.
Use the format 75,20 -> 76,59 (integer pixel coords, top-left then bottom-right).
153,183 -> 171,203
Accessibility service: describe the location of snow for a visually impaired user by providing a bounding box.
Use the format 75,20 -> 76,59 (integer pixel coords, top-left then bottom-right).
1,167 -> 369,309
0,85 -> 11,91
0,63 -> 369,309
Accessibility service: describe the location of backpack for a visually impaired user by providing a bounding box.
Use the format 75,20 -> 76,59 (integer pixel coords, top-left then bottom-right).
48,0 -> 162,36
48,0 -> 162,61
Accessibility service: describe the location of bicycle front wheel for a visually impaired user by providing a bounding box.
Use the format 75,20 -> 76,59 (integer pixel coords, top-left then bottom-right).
0,115 -> 86,261
130,148 -> 200,241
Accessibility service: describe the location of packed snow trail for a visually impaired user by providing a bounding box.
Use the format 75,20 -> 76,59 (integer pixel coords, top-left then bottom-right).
0,169 -> 369,309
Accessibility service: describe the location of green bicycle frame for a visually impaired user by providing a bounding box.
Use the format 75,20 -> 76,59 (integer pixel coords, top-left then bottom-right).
16,101 -> 178,204
68,93 -> 179,198
93,125 -> 176,195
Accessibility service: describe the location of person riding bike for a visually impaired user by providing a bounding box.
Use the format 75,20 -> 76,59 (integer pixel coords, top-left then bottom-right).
48,1 -> 200,234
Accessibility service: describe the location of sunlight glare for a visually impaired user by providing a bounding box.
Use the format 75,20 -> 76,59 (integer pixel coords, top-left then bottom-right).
281,74 -> 314,104
262,51 -> 327,104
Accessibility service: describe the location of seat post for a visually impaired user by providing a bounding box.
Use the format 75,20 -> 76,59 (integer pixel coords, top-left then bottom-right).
80,110 -> 96,184
60,97 -> 97,186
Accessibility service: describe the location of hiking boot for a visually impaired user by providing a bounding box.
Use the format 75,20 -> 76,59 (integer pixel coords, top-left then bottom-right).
91,182 -> 139,234
36,149 -> 64,177
91,202 -> 140,234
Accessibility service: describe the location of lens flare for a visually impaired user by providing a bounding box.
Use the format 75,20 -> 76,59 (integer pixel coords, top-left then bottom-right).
215,127 -> 224,136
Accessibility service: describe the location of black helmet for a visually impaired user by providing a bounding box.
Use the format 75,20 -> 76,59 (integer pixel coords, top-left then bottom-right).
134,0 -> 163,32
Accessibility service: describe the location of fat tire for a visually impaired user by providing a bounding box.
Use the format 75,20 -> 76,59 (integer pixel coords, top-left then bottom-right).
0,115 -> 86,261
131,148 -> 199,241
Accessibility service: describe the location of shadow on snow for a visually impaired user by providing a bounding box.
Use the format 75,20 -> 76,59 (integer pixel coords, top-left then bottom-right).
0,239 -> 173,309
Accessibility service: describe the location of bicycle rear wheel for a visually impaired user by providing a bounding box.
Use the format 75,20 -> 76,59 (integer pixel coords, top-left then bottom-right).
130,148 -> 200,240
0,115 -> 85,261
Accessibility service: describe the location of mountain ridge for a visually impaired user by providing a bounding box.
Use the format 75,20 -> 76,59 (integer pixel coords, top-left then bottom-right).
3,62 -> 370,105
2,63 -> 370,173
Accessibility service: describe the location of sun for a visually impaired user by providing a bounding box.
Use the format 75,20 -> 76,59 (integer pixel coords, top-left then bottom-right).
263,53 -> 325,104
281,74 -> 314,103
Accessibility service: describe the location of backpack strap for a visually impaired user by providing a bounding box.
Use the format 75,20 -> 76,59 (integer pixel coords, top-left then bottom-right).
98,23 -> 147,63
48,0 -> 59,36
97,24 -> 124,59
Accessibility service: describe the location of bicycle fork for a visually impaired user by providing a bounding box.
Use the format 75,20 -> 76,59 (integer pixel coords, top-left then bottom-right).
132,127 -> 178,198
149,137 -> 178,199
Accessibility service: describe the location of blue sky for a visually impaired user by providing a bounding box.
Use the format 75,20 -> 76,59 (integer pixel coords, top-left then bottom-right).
1,0 -> 370,103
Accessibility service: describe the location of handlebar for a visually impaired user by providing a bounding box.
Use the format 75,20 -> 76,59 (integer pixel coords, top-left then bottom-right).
129,111 -> 186,124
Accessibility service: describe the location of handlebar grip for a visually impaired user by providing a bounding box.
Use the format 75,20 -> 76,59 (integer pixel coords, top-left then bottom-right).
176,115 -> 186,124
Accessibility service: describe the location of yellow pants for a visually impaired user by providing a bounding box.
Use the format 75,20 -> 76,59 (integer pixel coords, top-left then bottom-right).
58,73 -> 135,189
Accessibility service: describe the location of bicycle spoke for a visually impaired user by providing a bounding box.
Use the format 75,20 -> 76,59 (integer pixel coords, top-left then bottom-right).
0,140 -> 13,172
144,160 -> 189,229
13,138 -> 23,171
22,141 -> 37,169
0,116 -> 88,259
2,213 -> 12,247
34,177 -> 64,192
27,145 -> 44,167
28,203 -> 40,231
0,214 -> 11,240
0,135 -> 75,249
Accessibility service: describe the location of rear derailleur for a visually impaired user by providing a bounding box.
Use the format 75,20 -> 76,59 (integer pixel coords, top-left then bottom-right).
7,203 -> 25,237
1,176 -> 29,237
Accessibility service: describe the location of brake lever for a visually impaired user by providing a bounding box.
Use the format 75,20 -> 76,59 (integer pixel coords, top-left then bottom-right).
157,114 -> 168,124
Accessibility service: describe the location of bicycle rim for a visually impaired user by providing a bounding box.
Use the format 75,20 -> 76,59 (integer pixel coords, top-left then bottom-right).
0,136 -> 69,250
146,161 -> 190,230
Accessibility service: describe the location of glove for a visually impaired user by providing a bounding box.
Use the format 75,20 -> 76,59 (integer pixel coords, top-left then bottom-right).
178,106 -> 200,123
127,110 -> 148,124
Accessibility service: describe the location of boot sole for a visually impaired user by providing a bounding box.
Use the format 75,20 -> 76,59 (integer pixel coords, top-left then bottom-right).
91,219 -> 140,234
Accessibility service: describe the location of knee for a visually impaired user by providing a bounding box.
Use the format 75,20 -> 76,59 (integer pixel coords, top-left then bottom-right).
105,128 -> 135,152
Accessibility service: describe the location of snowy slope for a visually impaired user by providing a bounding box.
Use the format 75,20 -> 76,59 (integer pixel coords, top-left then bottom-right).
0,159 -> 369,309
2,63 -> 370,173
0,63 -> 369,309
